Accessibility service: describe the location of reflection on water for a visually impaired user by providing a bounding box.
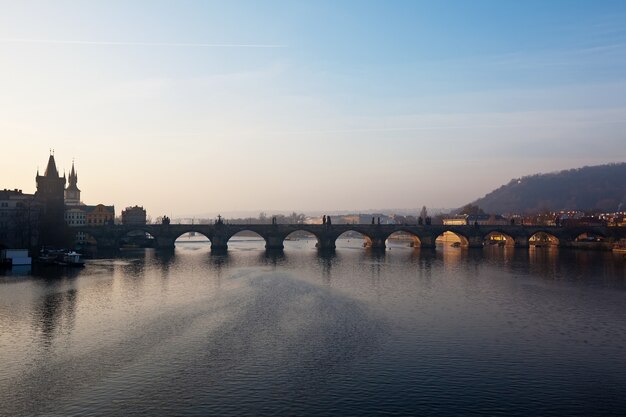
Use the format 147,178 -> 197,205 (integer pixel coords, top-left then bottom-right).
1,241 -> 626,417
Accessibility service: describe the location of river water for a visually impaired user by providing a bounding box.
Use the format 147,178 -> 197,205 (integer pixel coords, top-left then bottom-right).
1,239 -> 626,416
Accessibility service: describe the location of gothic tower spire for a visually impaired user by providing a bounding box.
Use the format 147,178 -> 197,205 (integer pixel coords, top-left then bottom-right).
65,159 -> 81,206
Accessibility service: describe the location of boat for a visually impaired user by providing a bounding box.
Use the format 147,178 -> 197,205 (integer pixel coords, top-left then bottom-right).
613,239 -> 626,253
60,251 -> 85,267
37,249 -> 85,267
38,248 -> 64,265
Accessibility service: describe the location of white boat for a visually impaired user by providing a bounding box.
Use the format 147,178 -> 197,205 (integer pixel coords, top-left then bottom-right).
60,251 -> 85,267
38,249 -> 85,267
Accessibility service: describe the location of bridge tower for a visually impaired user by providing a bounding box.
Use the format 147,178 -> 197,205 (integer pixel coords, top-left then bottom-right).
35,151 -> 68,246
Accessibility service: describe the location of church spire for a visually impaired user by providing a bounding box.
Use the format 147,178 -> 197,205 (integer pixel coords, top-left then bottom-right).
68,159 -> 78,185
43,152 -> 59,177
64,158 -> 81,205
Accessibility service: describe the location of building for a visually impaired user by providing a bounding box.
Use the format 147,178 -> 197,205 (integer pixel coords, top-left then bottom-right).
443,214 -> 509,226
357,214 -> 393,224
442,215 -> 467,226
121,206 -> 147,225
65,203 -> 114,247
560,216 -> 606,227
64,161 -> 85,227
0,189 -> 40,249
35,153 -> 69,247
36,153 -> 66,219
86,204 -> 115,226
63,160 -> 87,243
65,206 -> 87,227
64,161 -> 81,206
600,212 -> 626,227
60,160 -> 117,244
65,206 -> 87,244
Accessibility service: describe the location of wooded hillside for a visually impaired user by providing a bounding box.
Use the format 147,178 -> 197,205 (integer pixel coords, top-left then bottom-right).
470,163 -> 626,214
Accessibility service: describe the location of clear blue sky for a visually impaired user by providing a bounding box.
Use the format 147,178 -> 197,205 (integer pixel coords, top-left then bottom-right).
1,1 -> 625,216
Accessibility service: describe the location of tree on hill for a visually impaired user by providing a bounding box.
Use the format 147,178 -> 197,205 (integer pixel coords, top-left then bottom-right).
458,204 -> 485,215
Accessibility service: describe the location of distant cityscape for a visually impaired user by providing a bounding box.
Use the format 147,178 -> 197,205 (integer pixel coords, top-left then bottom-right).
1,152 -> 626,253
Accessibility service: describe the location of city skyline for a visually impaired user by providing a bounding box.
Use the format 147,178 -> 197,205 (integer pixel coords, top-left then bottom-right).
2,1 -> 626,216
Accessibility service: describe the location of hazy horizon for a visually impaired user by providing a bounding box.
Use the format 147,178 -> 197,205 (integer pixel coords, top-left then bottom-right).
3,1 -> 626,217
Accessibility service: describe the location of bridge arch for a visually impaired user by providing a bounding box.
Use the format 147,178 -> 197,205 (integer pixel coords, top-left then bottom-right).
335,229 -> 375,248
435,230 -> 470,247
482,230 -> 515,247
173,229 -> 212,245
573,231 -> 606,242
118,227 -> 157,249
385,230 -> 421,248
283,229 -> 320,250
529,231 -> 559,247
226,229 -> 268,249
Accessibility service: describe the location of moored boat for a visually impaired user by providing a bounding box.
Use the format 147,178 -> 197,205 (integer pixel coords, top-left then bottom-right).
613,239 -> 626,253
37,249 -> 85,267
60,251 -> 85,267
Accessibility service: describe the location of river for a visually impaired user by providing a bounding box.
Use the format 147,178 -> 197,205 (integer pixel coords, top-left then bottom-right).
1,239 -> 626,416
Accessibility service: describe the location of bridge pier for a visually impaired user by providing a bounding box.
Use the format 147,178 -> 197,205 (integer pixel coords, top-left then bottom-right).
265,234 -> 284,250
210,234 -> 228,252
316,235 -> 337,251
94,237 -> 119,251
155,236 -> 175,250
368,237 -> 386,250
419,235 -> 436,249
467,236 -> 484,248
514,236 -> 529,248
558,238 -> 574,249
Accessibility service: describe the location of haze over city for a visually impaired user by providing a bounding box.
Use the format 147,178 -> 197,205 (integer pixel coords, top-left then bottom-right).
2,1 -> 625,217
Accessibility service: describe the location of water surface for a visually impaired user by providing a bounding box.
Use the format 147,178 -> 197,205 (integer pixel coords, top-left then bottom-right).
1,240 -> 626,416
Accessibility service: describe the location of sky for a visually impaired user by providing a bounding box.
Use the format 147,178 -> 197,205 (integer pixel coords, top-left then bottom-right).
1,0 -> 625,217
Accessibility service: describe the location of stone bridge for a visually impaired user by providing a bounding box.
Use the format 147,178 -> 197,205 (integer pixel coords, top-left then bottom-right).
74,223 -> 626,251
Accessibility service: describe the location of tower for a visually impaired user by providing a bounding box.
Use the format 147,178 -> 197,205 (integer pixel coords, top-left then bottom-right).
35,151 -> 68,246
65,160 -> 81,205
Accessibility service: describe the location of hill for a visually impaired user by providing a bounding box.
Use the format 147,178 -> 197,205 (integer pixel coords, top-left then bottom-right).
469,163 -> 626,214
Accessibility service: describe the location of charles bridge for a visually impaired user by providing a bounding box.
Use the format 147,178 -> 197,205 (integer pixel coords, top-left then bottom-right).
74,222 -> 626,251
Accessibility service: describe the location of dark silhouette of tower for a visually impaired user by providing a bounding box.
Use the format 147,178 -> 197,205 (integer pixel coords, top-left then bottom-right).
35,152 -> 69,247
